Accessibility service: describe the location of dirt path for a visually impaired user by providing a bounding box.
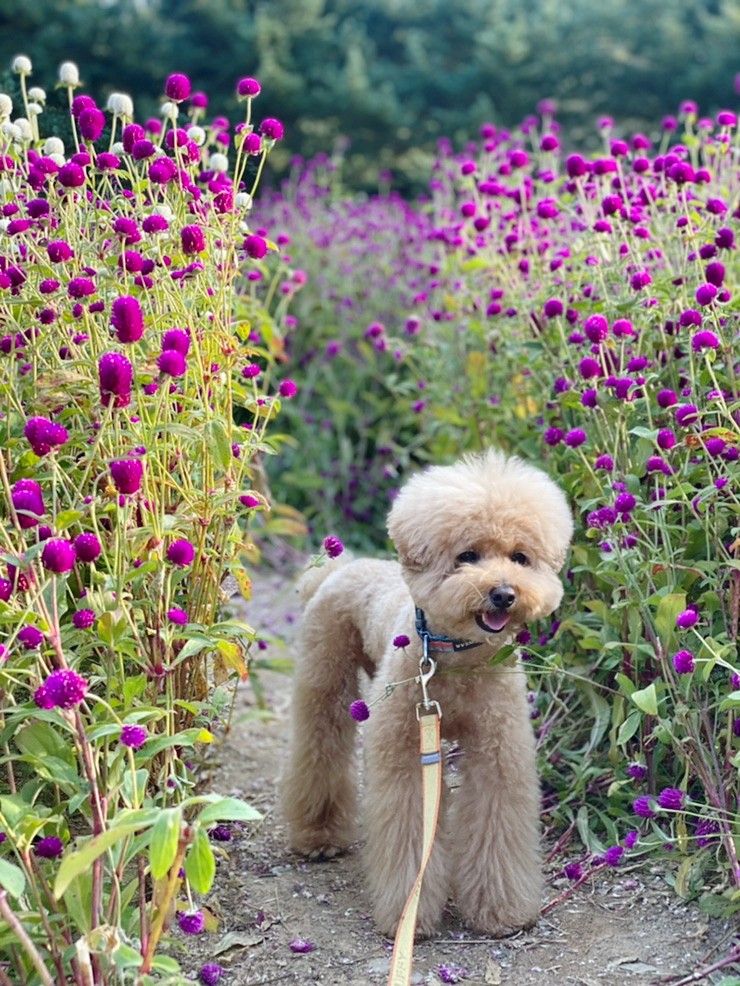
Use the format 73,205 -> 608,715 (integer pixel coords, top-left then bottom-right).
179,563 -> 738,986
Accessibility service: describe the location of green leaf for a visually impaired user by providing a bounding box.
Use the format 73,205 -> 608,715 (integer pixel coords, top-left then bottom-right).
185,828 -> 216,894
617,710 -> 642,746
653,592 -> 686,642
207,420 -> 232,471
55,509 -> 84,531
631,682 -> 658,717
55,816 -> 151,899
719,691 -> 740,712
197,796 -> 262,827
0,858 -> 26,899
148,808 -> 182,879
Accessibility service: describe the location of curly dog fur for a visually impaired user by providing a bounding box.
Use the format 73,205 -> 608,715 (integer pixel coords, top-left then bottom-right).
281,449 -> 573,938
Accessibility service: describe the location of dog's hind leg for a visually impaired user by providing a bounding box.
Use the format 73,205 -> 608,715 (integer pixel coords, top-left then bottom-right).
280,591 -> 365,858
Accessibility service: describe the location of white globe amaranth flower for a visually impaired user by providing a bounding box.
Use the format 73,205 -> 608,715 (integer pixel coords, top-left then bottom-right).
107,93 -> 133,117
1,122 -> 21,141
11,55 -> 32,75
13,118 -> 33,140
49,152 -> 66,167
58,61 -> 80,86
26,102 -> 42,117
209,152 -> 229,173
43,136 -> 65,156
235,192 -> 253,210
187,125 -> 206,146
111,142 -> 125,155
160,101 -> 178,121
0,94 -> 12,117
0,219 -> 11,234
0,179 -> 13,196
28,87 -> 46,103
153,204 -> 174,221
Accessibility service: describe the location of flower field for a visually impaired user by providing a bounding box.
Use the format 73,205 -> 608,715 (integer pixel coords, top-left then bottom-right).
0,47 -> 738,985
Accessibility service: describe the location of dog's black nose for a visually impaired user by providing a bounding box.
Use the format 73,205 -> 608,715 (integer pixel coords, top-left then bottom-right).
490,585 -> 516,610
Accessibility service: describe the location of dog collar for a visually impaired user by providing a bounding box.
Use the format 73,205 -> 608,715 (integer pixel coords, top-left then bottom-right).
414,607 -> 482,653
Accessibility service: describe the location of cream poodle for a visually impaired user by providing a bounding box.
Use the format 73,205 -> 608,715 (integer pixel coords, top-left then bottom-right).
281,449 -> 573,938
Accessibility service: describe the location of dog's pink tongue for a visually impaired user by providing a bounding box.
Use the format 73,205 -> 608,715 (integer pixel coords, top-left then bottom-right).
481,610 -> 510,631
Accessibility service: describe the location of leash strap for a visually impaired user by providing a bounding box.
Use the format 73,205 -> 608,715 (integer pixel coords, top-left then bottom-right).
387,708 -> 442,986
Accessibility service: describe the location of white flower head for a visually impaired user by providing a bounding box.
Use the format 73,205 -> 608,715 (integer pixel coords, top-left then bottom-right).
1,122 -> 21,141
160,101 -> 178,121
58,61 -> 80,87
187,125 -> 206,146
235,192 -> 253,211
28,87 -> 46,103
153,204 -> 174,221
111,141 -> 125,156
0,94 -> 12,118
27,102 -> 42,117
49,152 -> 66,167
209,152 -> 229,173
107,92 -> 133,117
11,55 -> 32,76
0,219 -> 11,234
13,118 -> 33,141
43,136 -> 65,156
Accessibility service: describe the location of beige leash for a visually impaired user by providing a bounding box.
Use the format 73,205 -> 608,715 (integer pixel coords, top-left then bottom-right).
387,657 -> 443,986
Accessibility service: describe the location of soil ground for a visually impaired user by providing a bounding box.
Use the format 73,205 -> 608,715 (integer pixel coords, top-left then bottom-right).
178,560 -> 739,986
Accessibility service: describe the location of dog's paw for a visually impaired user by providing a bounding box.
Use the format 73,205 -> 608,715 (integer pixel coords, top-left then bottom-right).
305,844 -> 347,862
462,907 -> 538,938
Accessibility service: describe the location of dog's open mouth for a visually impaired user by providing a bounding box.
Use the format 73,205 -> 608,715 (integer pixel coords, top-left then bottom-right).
475,610 -> 511,633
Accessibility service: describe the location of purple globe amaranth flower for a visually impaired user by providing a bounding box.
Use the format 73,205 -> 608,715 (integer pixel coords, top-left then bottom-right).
658,787 -> 685,811
695,818 -> 720,847
242,363 -> 261,379
0,578 -> 11,602
239,494 -> 261,508
564,428 -> 587,448
165,73 -> 191,102
178,911 -> 205,935
244,234 -> 267,259
594,454 -> 614,471
614,492 -> 636,515
58,163 -> 86,188
68,277 -> 96,298
603,845 -> 624,867
181,224 -> 205,255
120,724 -> 148,749
110,458 -> 144,495
676,609 -> 698,630
209,824 -> 232,842
237,77 -> 261,98
157,349 -> 187,377
162,328 -> 190,355
657,428 -> 676,450
72,609 -> 96,629
148,157 -> 178,185
41,538 -> 76,574
672,649 -> 695,674
279,379 -> 298,398
393,634 -> 410,648
78,107 -> 106,142
679,309 -> 702,328
349,700 -> 370,722
626,762 -> 648,781
657,388 -> 677,408
99,352 -> 133,408
691,330 -> 720,351
199,963 -> 224,986
24,417 -> 69,456
633,795 -> 656,818
47,240 -> 73,263
18,625 -> 44,649
260,117 -> 284,141
111,295 -> 144,343
12,479 -> 45,528
544,427 -> 563,446
288,938 -> 316,954
323,535 -> 344,558
675,404 -> 699,427
583,314 -> 609,343
34,836 -> 64,859
167,607 -> 189,625
563,861 -> 583,881
34,668 -> 88,709
579,357 -> 601,379
695,283 -> 717,306
73,533 -> 102,563
543,298 -> 563,318
612,318 -> 634,337
167,539 -> 195,567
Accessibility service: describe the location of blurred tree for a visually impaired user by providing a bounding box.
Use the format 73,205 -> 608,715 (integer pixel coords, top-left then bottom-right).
0,0 -> 736,189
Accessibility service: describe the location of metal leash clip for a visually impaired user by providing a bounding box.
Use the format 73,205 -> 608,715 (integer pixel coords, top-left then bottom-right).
416,632 -> 441,719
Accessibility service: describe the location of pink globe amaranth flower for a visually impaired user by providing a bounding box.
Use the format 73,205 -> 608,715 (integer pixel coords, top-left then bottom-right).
393,634 -> 410,648
111,295 -> 144,344
41,538 -> 76,574
564,428 -> 586,448
162,328 -> 190,355
167,607 -> 189,625
18,625 -> 44,649
244,234 -> 267,259
99,352 -> 133,408
348,700 -> 370,722
676,609 -> 698,630
191,90 -> 208,109
583,314 -> 608,343
241,363 -> 261,379
279,379 -> 298,398
34,668 -> 88,709
167,539 -> 195,567
11,479 -> 45,528
157,349 -> 187,377
612,319 -> 634,337
165,73 -> 191,102
120,724 -> 148,749
110,458 -> 144,495
323,535 -> 344,558
78,107 -> 106,142
578,357 -> 600,380
237,77 -> 261,97
658,787 -> 685,811
178,911 -> 204,935
632,795 -> 656,818
96,152 -> 120,170
717,110 -> 737,127
672,649 -> 695,674
72,609 -> 96,630
657,428 -> 676,450
199,963 -> 224,986
695,283 -> 717,306
691,330 -> 720,351
73,533 -> 102,563
657,388 -> 678,409
47,240 -> 73,263
181,224 -> 205,255
675,404 -> 699,427
678,309 -> 702,328
259,117 -> 284,141
148,157 -> 178,185
34,836 -> 64,859
58,162 -> 86,188
68,277 -> 96,299
24,417 -> 69,455
142,213 -> 169,234
239,493 -> 261,508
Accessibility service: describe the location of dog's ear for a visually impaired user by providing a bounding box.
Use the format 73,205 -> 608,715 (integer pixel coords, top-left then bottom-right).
387,493 -> 429,571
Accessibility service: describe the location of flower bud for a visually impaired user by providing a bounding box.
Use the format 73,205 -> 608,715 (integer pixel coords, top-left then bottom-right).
12,55 -> 32,75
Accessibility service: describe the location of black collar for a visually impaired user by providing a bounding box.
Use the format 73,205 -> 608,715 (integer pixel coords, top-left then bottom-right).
414,607 -> 482,653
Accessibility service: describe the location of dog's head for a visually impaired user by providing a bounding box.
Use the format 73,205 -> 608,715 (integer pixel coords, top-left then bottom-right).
387,450 -> 573,648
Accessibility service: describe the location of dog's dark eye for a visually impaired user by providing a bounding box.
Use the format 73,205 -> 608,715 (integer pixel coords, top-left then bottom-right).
456,550 -> 480,565
511,551 -> 529,566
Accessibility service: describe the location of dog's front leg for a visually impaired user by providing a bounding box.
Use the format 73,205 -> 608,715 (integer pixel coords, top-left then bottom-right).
363,697 -> 449,939
451,686 -> 543,935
